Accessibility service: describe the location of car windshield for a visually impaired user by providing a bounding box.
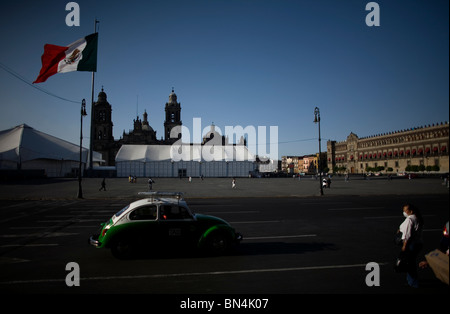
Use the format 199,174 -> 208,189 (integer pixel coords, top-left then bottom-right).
115,205 -> 129,217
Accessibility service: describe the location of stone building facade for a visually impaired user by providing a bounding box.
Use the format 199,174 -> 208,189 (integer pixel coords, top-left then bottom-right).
92,88 -> 183,166
327,122 -> 449,174
281,153 -> 325,175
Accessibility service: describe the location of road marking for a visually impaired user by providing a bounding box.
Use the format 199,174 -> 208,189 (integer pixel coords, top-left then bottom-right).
10,225 -> 98,229
0,262 -> 388,285
0,244 -> 58,248
0,257 -> 31,264
70,210 -> 115,213
328,207 -> 384,211
0,232 -> 78,238
229,220 -> 281,224
45,215 -> 109,218
38,219 -> 101,223
363,216 -> 399,219
10,226 -> 51,229
245,234 -> 316,240
364,214 -> 436,219
202,211 -> 259,214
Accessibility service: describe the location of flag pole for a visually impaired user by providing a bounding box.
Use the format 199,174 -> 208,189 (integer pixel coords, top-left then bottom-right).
89,19 -> 99,172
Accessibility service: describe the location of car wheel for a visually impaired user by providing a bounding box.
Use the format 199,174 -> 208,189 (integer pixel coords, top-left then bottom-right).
206,232 -> 229,256
111,237 -> 133,259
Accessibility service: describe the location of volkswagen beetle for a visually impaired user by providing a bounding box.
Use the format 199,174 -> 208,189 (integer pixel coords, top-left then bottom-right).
89,192 -> 242,259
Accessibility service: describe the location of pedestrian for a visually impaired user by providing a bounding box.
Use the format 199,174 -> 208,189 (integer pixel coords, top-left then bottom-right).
327,177 -> 331,188
99,178 -> 106,191
189,176 -> 192,182
232,178 -> 236,189
396,203 -> 424,288
148,178 -> 154,191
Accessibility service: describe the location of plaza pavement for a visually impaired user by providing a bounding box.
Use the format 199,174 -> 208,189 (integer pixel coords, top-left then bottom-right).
0,175 -> 448,200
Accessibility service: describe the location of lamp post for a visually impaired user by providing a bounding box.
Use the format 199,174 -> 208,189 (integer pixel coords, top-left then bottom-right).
314,107 -> 324,196
78,99 -> 87,199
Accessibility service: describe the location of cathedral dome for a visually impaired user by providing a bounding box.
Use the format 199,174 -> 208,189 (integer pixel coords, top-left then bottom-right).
142,124 -> 154,132
202,124 -> 224,144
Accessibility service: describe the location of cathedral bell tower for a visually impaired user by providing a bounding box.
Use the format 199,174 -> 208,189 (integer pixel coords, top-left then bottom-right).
164,88 -> 182,143
92,87 -> 115,165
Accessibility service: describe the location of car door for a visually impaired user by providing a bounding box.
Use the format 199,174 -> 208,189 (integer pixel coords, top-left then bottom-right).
127,204 -> 158,246
158,204 -> 198,248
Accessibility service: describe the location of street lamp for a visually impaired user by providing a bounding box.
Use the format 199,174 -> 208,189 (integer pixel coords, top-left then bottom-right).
314,107 -> 324,196
77,99 -> 87,199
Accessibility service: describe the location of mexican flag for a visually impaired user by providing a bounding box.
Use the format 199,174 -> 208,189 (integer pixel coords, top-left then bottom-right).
33,33 -> 98,83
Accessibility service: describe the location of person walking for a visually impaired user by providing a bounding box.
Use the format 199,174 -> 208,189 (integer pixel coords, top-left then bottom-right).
232,178 -> 236,189
99,178 -> 106,191
397,203 -> 424,288
148,178 -> 154,191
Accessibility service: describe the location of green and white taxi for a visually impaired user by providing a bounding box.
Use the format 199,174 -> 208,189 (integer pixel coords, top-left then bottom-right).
89,192 -> 242,259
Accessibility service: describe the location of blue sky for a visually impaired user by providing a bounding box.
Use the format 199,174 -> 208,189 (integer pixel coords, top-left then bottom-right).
0,0 -> 448,159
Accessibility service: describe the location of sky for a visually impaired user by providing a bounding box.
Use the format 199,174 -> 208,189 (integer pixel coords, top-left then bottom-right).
0,0 -> 448,160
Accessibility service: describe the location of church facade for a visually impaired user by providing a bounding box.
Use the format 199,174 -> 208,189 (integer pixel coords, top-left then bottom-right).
92,88 -> 182,166
91,88 -> 256,178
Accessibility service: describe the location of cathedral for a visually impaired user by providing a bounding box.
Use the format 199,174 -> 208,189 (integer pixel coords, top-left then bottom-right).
92,88 -> 182,166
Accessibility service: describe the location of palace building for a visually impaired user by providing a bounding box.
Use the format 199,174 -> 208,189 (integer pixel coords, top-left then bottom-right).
327,122 -> 449,174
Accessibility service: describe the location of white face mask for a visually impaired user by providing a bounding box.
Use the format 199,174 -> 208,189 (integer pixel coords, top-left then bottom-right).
403,212 -> 409,218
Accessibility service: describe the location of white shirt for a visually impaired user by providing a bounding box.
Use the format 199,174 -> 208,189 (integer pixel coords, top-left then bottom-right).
399,214 -> 422,243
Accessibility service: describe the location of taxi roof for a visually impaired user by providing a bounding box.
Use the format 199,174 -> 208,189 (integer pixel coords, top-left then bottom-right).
133,191 -> 187,208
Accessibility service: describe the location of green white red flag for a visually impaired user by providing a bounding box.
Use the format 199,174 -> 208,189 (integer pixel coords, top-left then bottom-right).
33,33 -> 98,83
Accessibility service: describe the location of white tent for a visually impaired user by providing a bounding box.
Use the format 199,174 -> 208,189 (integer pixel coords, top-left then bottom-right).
115,144 -> 256,177
0,124 -> 88,177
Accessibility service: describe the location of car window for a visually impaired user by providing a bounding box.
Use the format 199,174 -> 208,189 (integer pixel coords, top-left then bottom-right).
129,205 -> 157,220
160,205 -> 192,220
115,205 -> 129,217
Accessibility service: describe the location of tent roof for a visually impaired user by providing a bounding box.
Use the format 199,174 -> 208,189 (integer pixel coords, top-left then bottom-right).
0,124 -> 88,163
116,144 -> 255,162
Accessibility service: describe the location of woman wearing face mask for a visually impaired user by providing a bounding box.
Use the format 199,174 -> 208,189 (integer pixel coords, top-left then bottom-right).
398,203 -> 424,288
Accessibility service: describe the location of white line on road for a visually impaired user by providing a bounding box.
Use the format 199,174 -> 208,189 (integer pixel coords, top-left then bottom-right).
0,232 -> 78,238
45,215 -> 109,218
364,214 -> 436,219
229,220 -> 281,224
328,207 -> 384,211
245,234 -> 317,240
0,262 -> 389,285
202,211 -> 259,214
70,210 -> 115,213
0,244 -> 58,248
38,219 -> 102,223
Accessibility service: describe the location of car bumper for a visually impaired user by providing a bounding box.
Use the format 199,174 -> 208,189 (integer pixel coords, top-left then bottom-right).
89,234 -> 101,247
